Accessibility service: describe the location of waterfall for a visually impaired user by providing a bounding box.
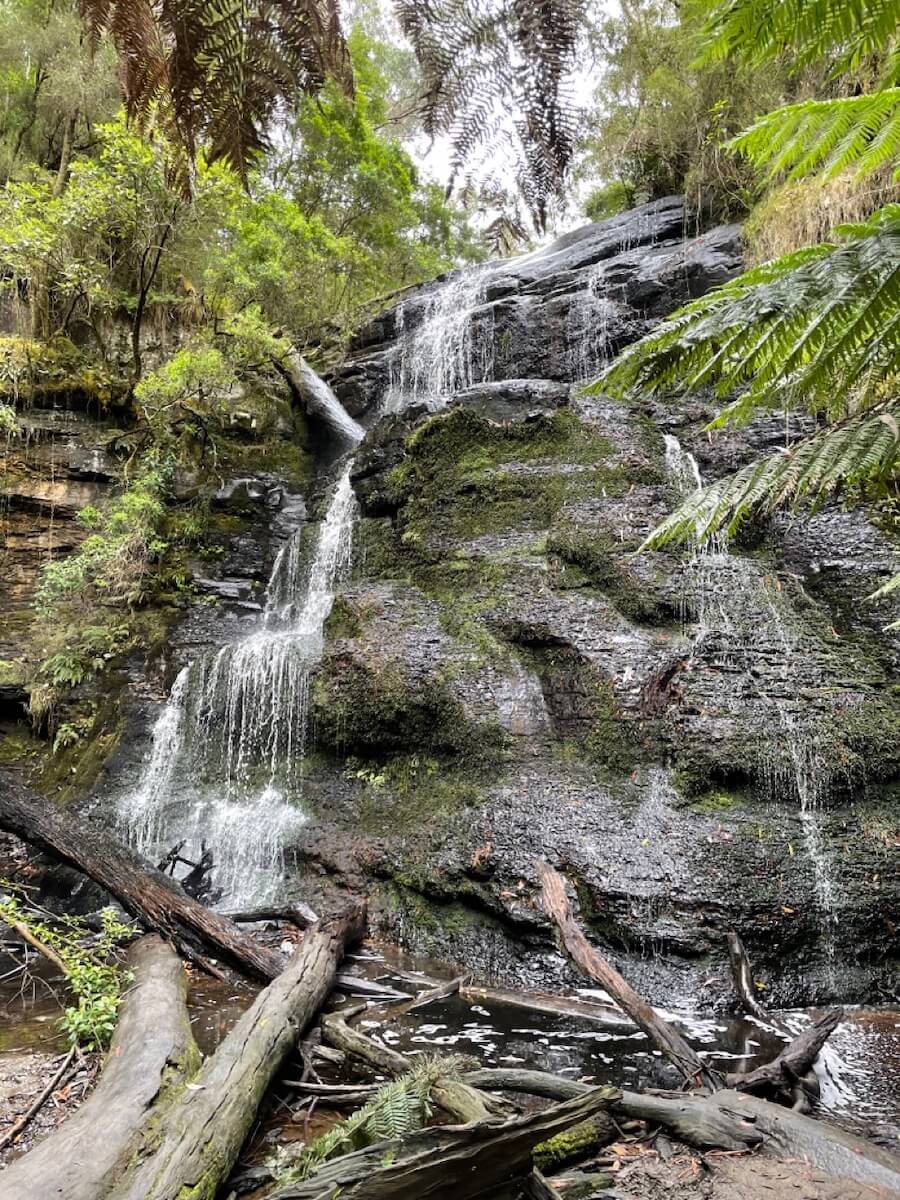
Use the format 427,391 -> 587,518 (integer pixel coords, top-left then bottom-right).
567,266 -> 617,381
285,354 -> 365,444
664,435 -> 840,975
385,266 -> 493,410
120,457 -> 360,907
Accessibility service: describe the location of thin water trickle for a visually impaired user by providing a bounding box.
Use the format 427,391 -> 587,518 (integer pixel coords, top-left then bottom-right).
385,266 -> 493,410
119,461 -> 359,907
663,436 -> 841,976
567,266 -> 617,382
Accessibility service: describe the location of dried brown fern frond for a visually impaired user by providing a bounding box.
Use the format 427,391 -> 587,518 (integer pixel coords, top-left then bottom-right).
396,0 -> 587,230
80,0 -> 353,184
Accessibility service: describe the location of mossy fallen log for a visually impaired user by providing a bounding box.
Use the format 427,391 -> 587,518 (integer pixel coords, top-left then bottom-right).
0,935 -> 196,1200
266,1086 -> 622,1200
108,906 -> 365,1200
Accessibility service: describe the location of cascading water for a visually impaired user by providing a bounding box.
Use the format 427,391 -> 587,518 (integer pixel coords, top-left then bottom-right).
664,434 -> 841,978
120,379 -> 363,907
384,266 -> 493,410
567,266 -> 617,382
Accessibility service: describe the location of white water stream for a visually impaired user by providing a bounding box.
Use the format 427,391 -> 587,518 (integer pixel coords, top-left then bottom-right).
120,380 -> 362,906
120,284 -> 491,904
385,266 -> 493,410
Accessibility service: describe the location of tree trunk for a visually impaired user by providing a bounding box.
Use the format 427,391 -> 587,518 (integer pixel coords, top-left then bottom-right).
535,860 -> 721,1090
0,773 -> 285,982
0,936 -> 196,1200
109,906 -> 365,1200
726,1008 -> 843,1095
266,1086 -> 622,1200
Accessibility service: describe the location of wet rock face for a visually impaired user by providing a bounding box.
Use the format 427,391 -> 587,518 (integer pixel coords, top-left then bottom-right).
297,198 -> 900,1008
0,408 -> 121,706
330,197 -> 743,416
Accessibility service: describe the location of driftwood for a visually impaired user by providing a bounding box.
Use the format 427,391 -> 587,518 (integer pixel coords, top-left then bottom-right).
724,932 -> 839,1111
0,774 -> 284,982
536,860 -> 721,1089
0,936 -> 194,1200
108,905 -> 365,1200
726,931 -> 769,1021
266,1086 -> 622,1200
728,1008 -> 842,1098
224,901 -> 320,929
334,973 -> 412,1000
460,984 -> 634,1031
321,1010 -> 496,1123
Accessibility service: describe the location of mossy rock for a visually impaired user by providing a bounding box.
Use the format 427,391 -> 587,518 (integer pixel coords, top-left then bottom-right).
387,407 -> 618,555
312,654 -> 508,763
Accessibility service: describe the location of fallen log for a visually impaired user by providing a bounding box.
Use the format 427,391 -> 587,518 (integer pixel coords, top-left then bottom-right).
265,1086 -> 622,1200
536,860 -> 721,1090
707,1089 -> 900,1196
0,935 -> 196,1200
224,901 -> 320,929
459,984 -> 634,1031
461,1069 -> 761,1153
727,1008 -> 843,1103
109,904 -> 365,1200
459,1067 -> 900,1189
321,1010 -> 497,1123
0,773 -> 284,982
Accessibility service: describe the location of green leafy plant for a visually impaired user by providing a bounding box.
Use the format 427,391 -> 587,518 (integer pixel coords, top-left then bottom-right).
276,1055 -> 467,1184
0,890 -> 133,1050
591,0 -> 900,608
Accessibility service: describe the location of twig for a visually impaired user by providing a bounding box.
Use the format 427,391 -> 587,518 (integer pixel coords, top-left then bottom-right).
0,1048 -> 76,1152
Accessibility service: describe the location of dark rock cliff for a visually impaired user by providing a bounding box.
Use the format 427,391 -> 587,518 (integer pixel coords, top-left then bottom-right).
294,198 -> 899,1009
5,197 -> 896,1011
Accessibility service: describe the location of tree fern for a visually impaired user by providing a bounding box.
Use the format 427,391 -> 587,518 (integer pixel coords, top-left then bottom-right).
642,405 -> 900,548
394,0 -> 587,231
593,203 -> 900,413
80,0 -> 353,183
730,90 -> 900,184
698,0 -> 900,82
278,1055 -> 468,1184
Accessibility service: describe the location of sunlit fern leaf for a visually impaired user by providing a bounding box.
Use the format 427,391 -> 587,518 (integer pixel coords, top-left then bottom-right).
729,91 -> 900,184
590,204 -> 900,418
641,405 -> 900,550
394,0 -> 587,231
80,0 -> 353,185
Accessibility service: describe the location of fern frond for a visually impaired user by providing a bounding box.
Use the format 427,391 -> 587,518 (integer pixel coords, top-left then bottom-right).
730,91 -> 900,184
395,0 -> 587,230
699,0 -> 900,83
80,0 -> 353,183
282,1054 -> 469,1184
591,204 -> 900,421
643,405 -> 900,550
